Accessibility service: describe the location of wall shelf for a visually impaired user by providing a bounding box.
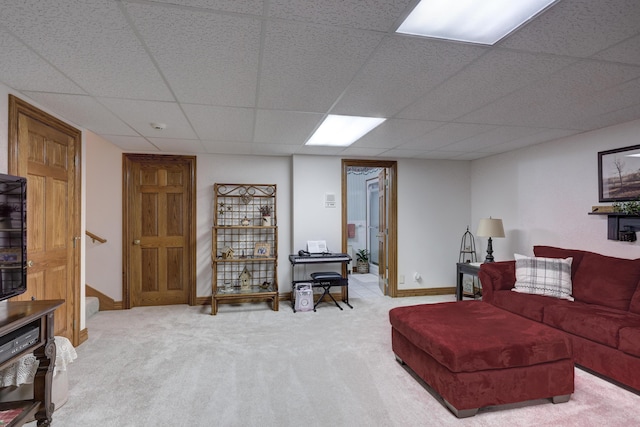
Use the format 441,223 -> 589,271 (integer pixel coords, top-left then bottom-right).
588,212 -> 640,241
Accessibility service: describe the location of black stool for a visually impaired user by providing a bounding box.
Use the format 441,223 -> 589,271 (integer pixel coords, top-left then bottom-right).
310,272 -> 352,311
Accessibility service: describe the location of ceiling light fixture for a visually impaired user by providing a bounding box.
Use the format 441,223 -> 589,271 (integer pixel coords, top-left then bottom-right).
305,115 -> 386,147
396,0 -> 559,45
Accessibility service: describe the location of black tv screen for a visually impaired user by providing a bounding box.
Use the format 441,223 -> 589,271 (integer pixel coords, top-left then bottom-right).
0,173 -> 27,301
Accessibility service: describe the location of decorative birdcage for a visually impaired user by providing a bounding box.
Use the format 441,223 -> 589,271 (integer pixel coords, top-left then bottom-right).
459,227 -> 481,298
459,226 -> 477,263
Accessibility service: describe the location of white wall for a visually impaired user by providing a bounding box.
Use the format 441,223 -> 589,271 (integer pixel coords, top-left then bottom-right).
291,155 -> 472,290
85,131 -> 123,299
396,158 -> 471,288
198,154 -> 292,296
471,118 -> 640,261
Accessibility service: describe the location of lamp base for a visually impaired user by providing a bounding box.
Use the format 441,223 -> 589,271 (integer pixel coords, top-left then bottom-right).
484,237 -> 495,263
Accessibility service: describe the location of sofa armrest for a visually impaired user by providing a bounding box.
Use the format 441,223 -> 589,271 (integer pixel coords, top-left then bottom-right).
478,261 -> 516,304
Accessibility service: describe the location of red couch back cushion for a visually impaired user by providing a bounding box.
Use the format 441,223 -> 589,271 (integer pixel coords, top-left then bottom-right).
572,253 -> 640,310
627,285 -> 640,315
533,246 -> 587,277
534,246 -> 640,311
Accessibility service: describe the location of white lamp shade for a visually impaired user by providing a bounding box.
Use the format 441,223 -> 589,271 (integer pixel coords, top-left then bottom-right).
476,218 -> 505,238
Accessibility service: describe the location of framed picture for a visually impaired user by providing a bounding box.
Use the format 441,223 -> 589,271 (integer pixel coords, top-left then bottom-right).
598,144 -> 640,202
253,242 -> 270,257
0,248 -> 21,264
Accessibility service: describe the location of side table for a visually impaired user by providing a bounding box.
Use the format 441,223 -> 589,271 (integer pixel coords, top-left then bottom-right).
456,262 -> 482,301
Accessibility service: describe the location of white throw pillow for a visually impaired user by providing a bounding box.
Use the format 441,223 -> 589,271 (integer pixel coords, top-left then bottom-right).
512,253 -> 574,301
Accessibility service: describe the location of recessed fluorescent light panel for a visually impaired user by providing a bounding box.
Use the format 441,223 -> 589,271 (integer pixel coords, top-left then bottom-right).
396,0 -> 559,45
305,115 -> 386,147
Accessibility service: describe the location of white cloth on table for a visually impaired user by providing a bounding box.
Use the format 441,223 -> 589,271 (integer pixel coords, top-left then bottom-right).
0,336 -> 77,387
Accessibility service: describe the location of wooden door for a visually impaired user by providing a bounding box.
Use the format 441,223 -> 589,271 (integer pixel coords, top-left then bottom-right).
8,95 -> 81,345
123,154 -> 196,308
377,168 -> 387,295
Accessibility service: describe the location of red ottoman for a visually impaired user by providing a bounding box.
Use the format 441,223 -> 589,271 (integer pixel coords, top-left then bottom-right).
389,301 -> 574,417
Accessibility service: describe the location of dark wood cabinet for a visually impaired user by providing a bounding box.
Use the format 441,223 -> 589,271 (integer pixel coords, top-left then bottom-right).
0,300 -> 63,426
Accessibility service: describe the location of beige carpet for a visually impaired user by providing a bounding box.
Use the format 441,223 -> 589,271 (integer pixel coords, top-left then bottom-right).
30,294 -> 640,426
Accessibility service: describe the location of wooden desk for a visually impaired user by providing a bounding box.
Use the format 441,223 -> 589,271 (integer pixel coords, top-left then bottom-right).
456,262 -> 482,301
0,300 -> 64,426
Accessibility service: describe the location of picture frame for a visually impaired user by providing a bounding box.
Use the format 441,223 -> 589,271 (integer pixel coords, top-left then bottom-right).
0,248 -> 21,264
598,144 -> 640,202
253,242 -> 270,257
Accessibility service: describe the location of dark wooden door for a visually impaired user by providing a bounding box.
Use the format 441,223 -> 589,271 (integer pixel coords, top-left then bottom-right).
123,154 -> 196,307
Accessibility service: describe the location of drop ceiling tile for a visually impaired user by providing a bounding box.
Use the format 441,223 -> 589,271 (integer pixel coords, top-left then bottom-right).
448,152 -> 493,161
258,20 -> 384,112
398,49 -> 576,121
2,0 -> 173,100
353,119 -> 443,149
333,36 -> 487,117
250,143 -> 299,156
22,92 -> 137,136
295,145 -> 345,156
441,126 -> 546,152
593,34 -> 640,66
0,29 -> 85,94
125,2 -> 261,107
577,102 -> 640,133
499,0 -> 640,57
182,104 -> 254,142
103,135 -> 160,152
378,148 -> 432,158
147,138 -> 205,154
479,129 -> 581,153
146,0 -> 264,15
98,98 -> 197,139
401,123 -> 497,150
254,110 -> 324,144
339,147 -> 389,157
203,140 -> 255,155
268,0 -> 413,32
560,77 -> 640,130
461,60 -> 640,129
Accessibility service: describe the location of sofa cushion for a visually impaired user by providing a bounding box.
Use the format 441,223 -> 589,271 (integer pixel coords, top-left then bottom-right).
571,252 -> 640,311
513,254 -> 574,301
544,303 -> 640,348
627,283 -> 640,315
533,246 -> 588,277
492,290 -> 568,322
619,326 -> 640,357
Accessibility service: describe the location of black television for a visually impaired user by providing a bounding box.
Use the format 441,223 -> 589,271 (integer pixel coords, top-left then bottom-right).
0,173 -> 27,301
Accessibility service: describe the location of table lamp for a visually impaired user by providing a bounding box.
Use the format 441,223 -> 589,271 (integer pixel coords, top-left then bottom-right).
476,218 -> 505,263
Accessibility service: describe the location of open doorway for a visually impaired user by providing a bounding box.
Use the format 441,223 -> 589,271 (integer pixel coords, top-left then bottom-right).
342,159 -> 397,298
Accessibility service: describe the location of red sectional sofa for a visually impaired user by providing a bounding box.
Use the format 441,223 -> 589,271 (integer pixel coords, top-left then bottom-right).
478,246 -> 640,392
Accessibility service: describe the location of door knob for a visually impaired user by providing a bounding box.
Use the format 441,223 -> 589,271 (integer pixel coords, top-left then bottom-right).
27,260 -> 33,268
133,239 -> 141,245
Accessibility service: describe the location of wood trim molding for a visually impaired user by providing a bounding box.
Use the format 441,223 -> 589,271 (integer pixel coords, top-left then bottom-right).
78,328 -> 89,346
86,284 -> 122,310
396,287 -> 456,297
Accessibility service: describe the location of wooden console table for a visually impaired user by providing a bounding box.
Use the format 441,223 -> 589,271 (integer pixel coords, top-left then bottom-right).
0,300 -> 63,426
